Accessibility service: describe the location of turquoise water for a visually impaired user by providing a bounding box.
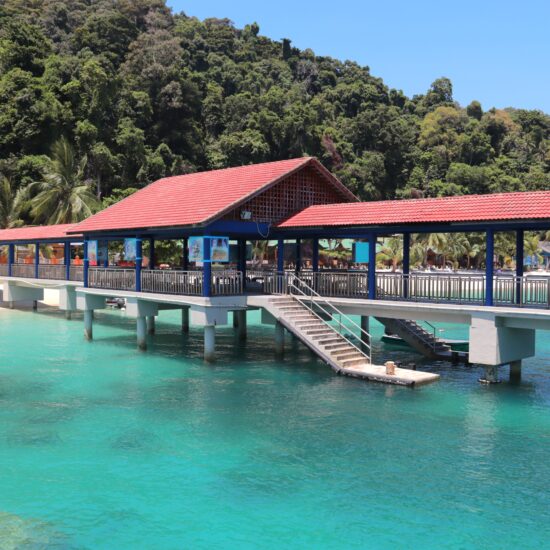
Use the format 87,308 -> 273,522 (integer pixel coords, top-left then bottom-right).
0,306 -> 549,549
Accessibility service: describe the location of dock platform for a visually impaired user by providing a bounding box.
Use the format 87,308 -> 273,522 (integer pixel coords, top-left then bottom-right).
341,363 -> 440,387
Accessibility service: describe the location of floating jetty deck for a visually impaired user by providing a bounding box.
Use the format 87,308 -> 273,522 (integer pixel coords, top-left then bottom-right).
340,363 -> 440,387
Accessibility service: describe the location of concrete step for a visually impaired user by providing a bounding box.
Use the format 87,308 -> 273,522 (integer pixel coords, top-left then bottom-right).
333,350 -> 364,360
315,336 -> 344,345
341,358 -> 367,368
304,328 -> 334,336
322,343 -> 355,352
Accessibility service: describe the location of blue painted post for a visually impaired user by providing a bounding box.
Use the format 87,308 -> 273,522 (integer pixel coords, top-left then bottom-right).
149,238 -> 155,270
8,243 -> 14,277
312,238 -> 319,273
183,238 -> 188,271
103,240 -> 109,268
485,228 -> 494,306
34,243 -> 39,278
368,233 -> 377,299
83,240 -> 89,288
203,237 -> 211,297
135,237 -> 142,292
403,233 -> 410,299
295,238 -> 301,273
238,239 -> 246,291
277,239 -> 285,294
65,242 -> 71,280
515,229 -> 524,305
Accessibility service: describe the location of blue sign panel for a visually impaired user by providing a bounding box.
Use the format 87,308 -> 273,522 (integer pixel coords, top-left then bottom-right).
353,242 -> 370,263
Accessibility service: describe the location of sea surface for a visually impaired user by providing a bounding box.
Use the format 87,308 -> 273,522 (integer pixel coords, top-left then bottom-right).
0,306 -> 549,549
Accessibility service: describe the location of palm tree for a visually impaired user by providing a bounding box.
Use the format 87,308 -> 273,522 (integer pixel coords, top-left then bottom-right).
524,234 -> 542,269
29,138 -> 99,224
377,237 -> 403,271
443,233 -> 469,269
0,176 -> 28,229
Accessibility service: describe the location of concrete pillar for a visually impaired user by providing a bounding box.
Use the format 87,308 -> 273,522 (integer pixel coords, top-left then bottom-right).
32,300 -> 38,311
236,310 -> 247,340
360,315 -> 370,353
146,315 -> 155,335
275,321 -> 285,355
65,310 -> 72,320
509,360 -> 522,383
204,325 -> 216,362
84,310 -> 93,341
480,364 -> 500,384
233,311 -> 239,328
136,316 -> 147,351
9,301 -> 14,310
182,307 -> 189,333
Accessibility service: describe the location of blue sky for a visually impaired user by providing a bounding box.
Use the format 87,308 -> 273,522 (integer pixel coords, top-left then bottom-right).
167,0 -> 550,113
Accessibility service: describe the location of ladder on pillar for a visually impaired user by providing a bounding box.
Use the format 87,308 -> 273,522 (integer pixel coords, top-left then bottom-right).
264,276 -> 372,373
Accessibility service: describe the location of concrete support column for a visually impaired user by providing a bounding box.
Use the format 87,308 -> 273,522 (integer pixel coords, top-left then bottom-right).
236,310 -> 247,340
275,321 -> 285,355
182,307 -> 190,333
368,233 -> 377,300
65,310 -> 72,320
136,316 -> 147,351
360,315 -> 370,353
84,310 -> 93,340
204,325 -> 215,362
146,315 -> 156,335
509,360 -> 522,383
515,229 -> 524,305
480,364 -> 500,384
403,233 -> 410,299
485,228 -> 494,306
32,300 -> 38,311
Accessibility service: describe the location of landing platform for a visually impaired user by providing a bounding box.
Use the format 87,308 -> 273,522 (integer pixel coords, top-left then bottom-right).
341,363 -> 440,387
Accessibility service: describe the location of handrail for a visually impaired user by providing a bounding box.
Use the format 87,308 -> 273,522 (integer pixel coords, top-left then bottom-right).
285,273 -> 372,363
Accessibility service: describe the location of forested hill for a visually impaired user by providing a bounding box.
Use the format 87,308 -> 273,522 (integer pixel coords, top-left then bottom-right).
1,0 -> 549,210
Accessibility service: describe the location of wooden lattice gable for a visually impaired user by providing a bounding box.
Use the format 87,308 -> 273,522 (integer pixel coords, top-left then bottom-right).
222,160 -> 357,224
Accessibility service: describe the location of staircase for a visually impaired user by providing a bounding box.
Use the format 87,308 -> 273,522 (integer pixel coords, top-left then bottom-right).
265,295 -> 372,374
376,317 -> 451,358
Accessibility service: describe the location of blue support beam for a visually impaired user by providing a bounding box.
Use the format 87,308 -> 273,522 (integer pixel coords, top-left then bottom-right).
312,238 -> 319,273
83,241 -> 89,288
277,239 -> 284,273
103,240 -> 109,268
516,229 -> 524,305
238,238 -> 246,291
485,228 -> 494,306
34,243 -> 39,278
403,233 -> 410,299
149,238 -> 155,270
368,233 -> 376,300
8,243 -> 14,277
183,238 -> 188,271
295,238 -> 301,273
65,242 -> 71,280
135,237 -> 143,292
203,237 -> 211,297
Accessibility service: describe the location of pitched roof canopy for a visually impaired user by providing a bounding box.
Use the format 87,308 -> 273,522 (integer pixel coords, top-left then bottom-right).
277,190 -> 550,229
0,223 -> 81,243
72,157 -> 356,234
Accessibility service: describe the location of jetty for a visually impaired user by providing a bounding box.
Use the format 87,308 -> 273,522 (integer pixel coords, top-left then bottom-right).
1,157 -> 549,385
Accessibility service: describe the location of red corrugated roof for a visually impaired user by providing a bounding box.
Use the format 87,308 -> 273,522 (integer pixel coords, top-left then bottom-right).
277,190 -> 550,228
0,224 -> 82,243
71,157 -> 356,234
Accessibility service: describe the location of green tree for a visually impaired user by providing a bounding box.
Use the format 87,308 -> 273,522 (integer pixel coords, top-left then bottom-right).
0,175 -> 27,228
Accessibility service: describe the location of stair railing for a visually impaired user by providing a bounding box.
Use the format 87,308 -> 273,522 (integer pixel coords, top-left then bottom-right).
286,274 -> 372,363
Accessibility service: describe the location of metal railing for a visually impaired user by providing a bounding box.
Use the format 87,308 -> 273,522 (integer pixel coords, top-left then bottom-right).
0,264 -> 8,277
89,267 -> 136,291
38,264 -> 66,280
11,264 -> 35,278
286,274 -> 372,364
69,265 -> 84,282
211,269 -> 243,295
141,269 -> 203,295
494,276 -> 550,308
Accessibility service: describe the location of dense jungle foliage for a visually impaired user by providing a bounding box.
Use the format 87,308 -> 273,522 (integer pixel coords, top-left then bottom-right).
0,0 -> 549,228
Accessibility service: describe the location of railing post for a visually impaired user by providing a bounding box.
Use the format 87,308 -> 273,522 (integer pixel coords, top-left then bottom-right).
515,229 -> 524,305
485,228 -> 494,306
8,243 -> 14,277
238,238 -> 247,292
65,242 -> 71,280
149,238 -> 155,270
368,233 -> 376,299
203,237 -> 212,297
34,242 -> 39,278
403,233 -> 410,299
135,237 -> 142,292
83,240 -> 89,288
